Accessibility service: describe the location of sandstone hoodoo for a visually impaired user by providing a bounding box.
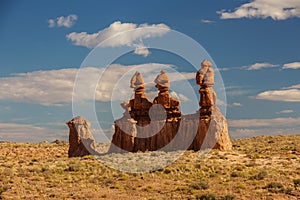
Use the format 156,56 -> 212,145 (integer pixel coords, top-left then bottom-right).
194,60 -> 232,150
153,70 -> 181,120
108,59 -> 232,153
66,116 -> 98,157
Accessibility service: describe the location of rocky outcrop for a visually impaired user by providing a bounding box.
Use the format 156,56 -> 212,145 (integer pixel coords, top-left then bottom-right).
189,107 -> 232,151
66,116 -> 98,157
109,61 -> 232,153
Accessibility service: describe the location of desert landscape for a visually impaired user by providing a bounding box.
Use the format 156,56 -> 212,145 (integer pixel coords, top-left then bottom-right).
0,135 -> 299,200
1,1 -> 300,199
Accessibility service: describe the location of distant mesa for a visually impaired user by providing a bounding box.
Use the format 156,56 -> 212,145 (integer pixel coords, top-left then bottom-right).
66,60 -> 232,156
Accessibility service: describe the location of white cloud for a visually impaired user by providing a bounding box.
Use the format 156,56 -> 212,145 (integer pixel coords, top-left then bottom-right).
283,62 -> 300,69
222,63 -> 279,71
225,85 -> 253,96
48,19 -> 56,28
0,68 -> 78,106
169,91 -> 190,102
229,128 -> 300,139
133,43 -> 150,57
231,102 -> 243,107
228,117 -> 300,128
276,109 -> 294,114
218,68 -> 230,71
48,14 -> 78,28
104,64 -> 195,102
219,0 -> 300,20
216,99 -> 227,107
66,21 -> 170,57
256,88 -> 300,102
216,100 -> 243,107
0,64 -> 194,106
0,123 -> 67,143
285,84 -> 300,89
201,19 -> 215,23
245,62 -> 278,70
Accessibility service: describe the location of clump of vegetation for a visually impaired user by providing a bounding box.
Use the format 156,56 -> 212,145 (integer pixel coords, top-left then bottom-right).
189,181 -> 209,190
230,171 -> 240,178
294,179 -> 300,188
163,168 -> 171,174
250,169 -> 267,180
65,163 -> 81,172
263,182 -> 284,193
0,185 -> 9,197
196,193 -> 216,200
221,194 -> 235,200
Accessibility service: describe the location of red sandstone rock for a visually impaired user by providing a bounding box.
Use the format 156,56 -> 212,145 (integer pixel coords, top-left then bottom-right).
66,116 -> 98,157
109,63 -> 232,153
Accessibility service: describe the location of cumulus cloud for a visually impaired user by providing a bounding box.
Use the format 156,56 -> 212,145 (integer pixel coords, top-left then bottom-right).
133,43 -> 150,57
218,0 -> 300,20
283,62 -> 300,69
245,62 -> 278,70
99,64 -> 194,102
48,14 -> 78,28
228,117 -> 300,128
66,21 -> 170,56
48,19 -> 56,28
0,64 -> 194,106
276,109 -> 294,114
256,88 -> 300,102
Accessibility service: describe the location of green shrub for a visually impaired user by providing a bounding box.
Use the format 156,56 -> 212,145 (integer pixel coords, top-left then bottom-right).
163,168 -> 171,174
175,186 -> 190,193
263,182 -> 284,193
196,193 -> 216,200
250,170 -> 267,180
294,179 -> 300,188
190,181 -> 209,190
0,186 -> 9,196
221,194 -> 235,200
65,163 -> 81,172
230,171 -> 239,178
49,194 -> 55,198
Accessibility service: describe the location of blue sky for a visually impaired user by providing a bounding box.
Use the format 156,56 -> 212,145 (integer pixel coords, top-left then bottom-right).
1,0 -> 300,142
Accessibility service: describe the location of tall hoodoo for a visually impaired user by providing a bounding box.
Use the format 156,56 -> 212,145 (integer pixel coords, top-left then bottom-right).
153,70 -> 181,120
196,60 -> 216,116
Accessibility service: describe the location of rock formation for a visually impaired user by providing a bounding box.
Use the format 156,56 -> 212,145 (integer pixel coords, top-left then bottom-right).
153,70 -> 181,120
108,61 -> 232,153
196,60 -> 216,116
66,116 -> 98,157
194,60 -> 232,150
129,71 -> 152,123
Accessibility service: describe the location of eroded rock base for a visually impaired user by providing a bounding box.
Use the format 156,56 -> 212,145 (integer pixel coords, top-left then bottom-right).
108,107 -> 232,153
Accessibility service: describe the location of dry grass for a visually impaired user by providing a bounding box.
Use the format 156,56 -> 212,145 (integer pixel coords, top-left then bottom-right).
0,134 -> 299,199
